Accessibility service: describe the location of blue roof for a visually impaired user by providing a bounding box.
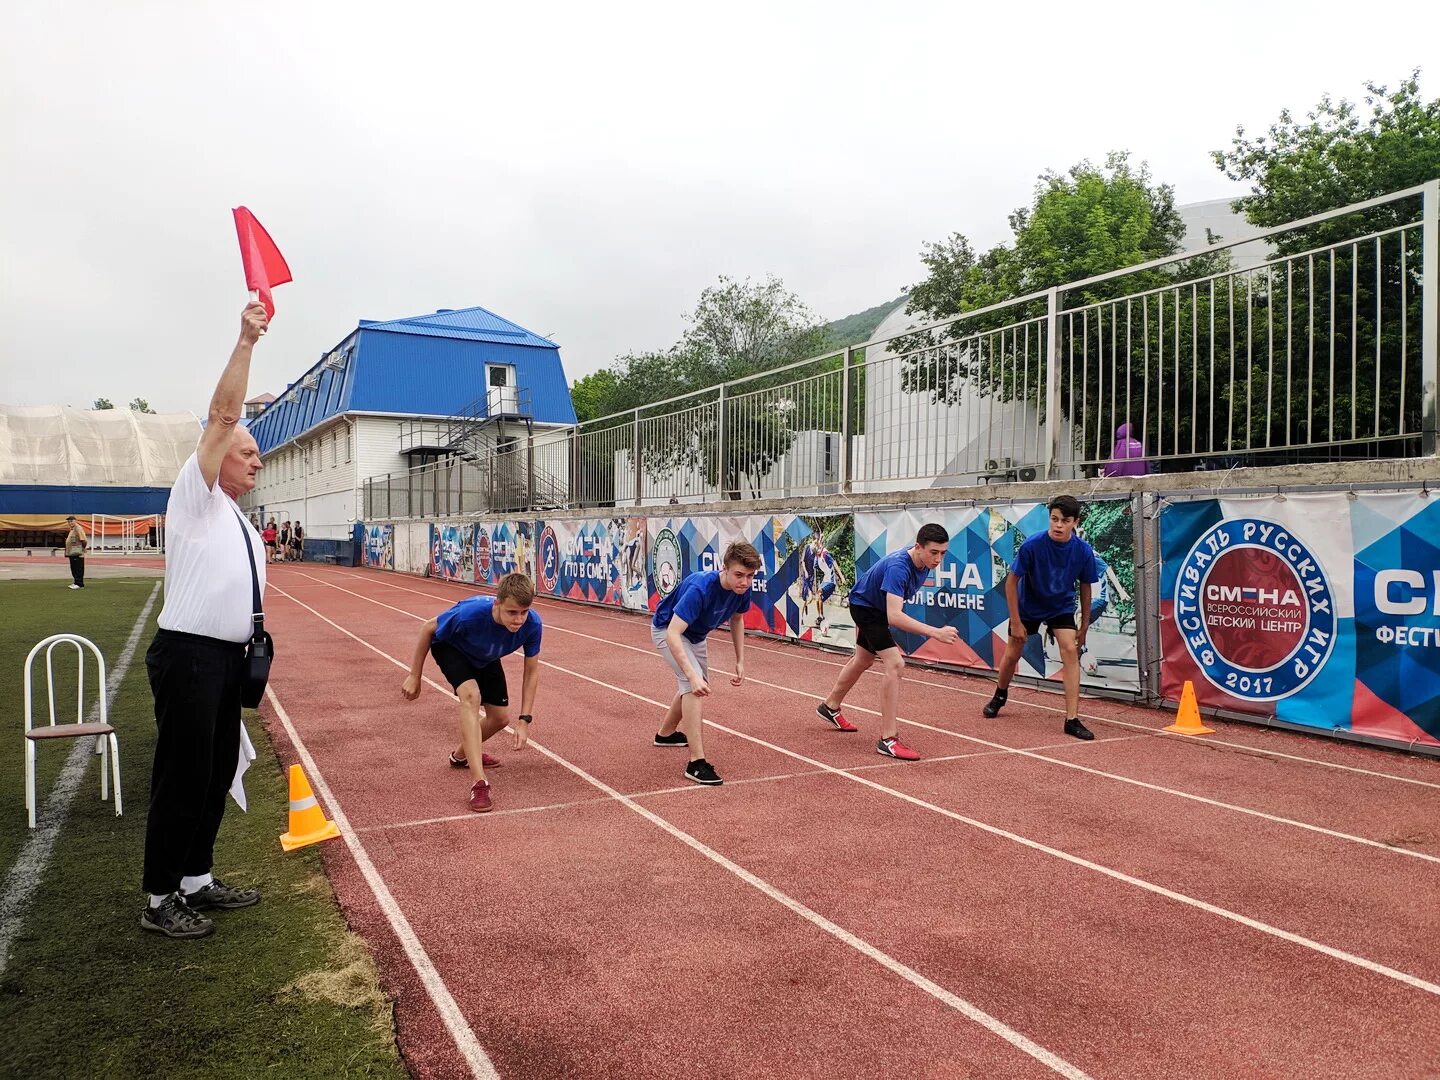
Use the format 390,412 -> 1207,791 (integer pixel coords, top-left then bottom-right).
247,305 -> 577,454
358,306 -> 557,349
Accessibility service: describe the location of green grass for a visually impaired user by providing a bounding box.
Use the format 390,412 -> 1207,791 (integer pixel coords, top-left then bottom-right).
0,581 -> 407,1079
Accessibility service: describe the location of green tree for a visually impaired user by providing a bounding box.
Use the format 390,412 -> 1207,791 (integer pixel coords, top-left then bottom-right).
128,397 -> 155,414
570,276 -> 838,502
1214,71 -> 1440,452
899,155 -> 1226,465
92,397 -> 114,410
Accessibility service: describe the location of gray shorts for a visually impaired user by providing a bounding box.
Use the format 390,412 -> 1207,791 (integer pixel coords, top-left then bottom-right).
652,625 -> 708,695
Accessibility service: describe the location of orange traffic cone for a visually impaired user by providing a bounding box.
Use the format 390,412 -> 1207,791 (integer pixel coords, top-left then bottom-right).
280,763 -> 341,851
1164,680 -> 1216,736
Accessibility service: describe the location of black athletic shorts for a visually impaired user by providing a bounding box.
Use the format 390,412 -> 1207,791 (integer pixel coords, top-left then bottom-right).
429,641 -> 510,706
1022,612 -> 1078,636
851,603 -> 898,655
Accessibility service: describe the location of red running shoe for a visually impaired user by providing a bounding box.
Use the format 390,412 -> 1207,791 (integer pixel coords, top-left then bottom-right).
468,780 -> 493,813
876,736 -> 920,761
816,702 -> 858,732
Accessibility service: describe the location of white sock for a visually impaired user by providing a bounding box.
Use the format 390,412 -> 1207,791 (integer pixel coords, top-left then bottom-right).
180,873 -> 213,894
148,893 -> 169,909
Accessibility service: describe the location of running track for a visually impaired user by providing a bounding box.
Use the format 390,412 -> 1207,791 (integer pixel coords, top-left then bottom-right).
258,563 -> 1440,1079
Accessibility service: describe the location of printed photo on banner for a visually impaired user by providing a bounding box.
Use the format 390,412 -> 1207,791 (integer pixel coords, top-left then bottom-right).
534,518 -> 650,610
645,515 -> 772,630
769,514 -> 856,648
429,523 -> 474,582
474,521 -> 535,585
854,503 -> 1139,690
362,524 -> 394,570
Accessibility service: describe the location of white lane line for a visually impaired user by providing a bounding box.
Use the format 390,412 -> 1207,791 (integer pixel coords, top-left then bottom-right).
276,577 -> 1440,1000
361,745 -> 1111,835
267,583 -> 1093,1079
315,570 -> 1435,866
536,656 -> 1440,1000
325,566 -> 1440,791
0,582 -> 160,976
265,686 -> 500,1080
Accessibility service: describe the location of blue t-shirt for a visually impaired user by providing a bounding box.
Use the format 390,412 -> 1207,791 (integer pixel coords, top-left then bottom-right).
653,570 -> 752,644
434,596 -> 543,667
849,549 -> 930,613
1010,533 -> 1100,621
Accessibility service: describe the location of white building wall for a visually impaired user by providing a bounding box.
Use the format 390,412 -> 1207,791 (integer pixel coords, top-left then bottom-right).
242,418 -> 360,540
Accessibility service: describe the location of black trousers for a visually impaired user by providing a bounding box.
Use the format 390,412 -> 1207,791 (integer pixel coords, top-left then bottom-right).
68,555 -> 84,586
142,629 -> 244,895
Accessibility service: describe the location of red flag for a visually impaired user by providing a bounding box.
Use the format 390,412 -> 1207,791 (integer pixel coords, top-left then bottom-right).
232,207 -> 293,319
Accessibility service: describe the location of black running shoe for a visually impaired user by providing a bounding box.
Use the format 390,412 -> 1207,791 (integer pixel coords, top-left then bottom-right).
982,690 -> 1008,718
654,731 -> 689,747
140,893 -> 215,938
1063,717 -> 1095,741
685,758 -> 723,785
183,877 -> 261,911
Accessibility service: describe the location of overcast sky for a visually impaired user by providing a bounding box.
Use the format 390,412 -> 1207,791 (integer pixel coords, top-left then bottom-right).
2,2 -> 1435,415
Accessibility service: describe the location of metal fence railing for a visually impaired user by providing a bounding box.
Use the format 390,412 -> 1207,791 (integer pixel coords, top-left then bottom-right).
363,181 -> 1437,517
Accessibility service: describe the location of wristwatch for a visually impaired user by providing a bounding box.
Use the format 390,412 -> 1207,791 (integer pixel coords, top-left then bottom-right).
519,714 -> 533,724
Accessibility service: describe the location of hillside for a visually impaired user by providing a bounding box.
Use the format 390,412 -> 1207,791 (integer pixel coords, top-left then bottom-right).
823,295 -> 905,349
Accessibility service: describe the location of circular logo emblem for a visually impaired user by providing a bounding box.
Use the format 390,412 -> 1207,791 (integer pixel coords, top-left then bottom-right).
537,526 -> 560,594
1174,518 -> 1336,701
653,527 -> 681,598
475,531 -> 491,582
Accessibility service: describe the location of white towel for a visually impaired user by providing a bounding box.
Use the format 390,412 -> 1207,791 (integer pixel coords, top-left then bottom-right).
229,723 -> 258,811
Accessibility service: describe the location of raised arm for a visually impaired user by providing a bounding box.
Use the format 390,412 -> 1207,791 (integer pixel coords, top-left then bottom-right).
199,302 -> 269,489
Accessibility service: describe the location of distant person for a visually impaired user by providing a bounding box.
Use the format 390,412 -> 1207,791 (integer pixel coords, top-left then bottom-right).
1102,423 -> 1149,478
277,520 -> 291,562
141,300 -> 269,939
289,522 -> 304,562
64,515 -> 88,589
262,519 -> 278,561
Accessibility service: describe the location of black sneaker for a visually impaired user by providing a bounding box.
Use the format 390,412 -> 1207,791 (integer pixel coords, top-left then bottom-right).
140,893 -> 215,938
1063,717 -> 1095,741
653,731 -> 689,747
982,690 -> 1008,718
183,877 -> 261,910
685,758 -> 723,785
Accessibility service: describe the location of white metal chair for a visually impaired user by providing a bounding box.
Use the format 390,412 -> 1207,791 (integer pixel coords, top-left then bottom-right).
23,634 -> 121,828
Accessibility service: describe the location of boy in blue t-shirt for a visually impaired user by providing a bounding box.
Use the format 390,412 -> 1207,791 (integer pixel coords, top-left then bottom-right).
815,523 -> 958,760
651,540 -> 763,786
401,573 -> 544,813
983,495 -> 1101,740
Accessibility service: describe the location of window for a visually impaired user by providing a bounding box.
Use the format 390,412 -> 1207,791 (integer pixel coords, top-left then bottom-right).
345,426 -> 353,462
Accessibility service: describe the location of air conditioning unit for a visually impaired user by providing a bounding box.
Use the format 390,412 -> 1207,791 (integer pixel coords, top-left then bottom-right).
284,389 -> 300,404
984,457 -> 1015,473
1018,466 -> 1038,482
301,373 -> 320,390
323,349 -> 348,371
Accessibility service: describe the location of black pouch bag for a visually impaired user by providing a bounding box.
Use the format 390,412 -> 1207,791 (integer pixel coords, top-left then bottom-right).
234,509 -> 275,708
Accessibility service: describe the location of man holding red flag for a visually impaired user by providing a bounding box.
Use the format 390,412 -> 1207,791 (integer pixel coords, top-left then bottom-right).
141,209 -> 291,938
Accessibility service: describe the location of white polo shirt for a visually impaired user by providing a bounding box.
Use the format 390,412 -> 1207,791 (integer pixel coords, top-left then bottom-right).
157,453 -> 266,644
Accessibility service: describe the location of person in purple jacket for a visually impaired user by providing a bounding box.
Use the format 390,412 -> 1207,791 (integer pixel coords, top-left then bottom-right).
1102,422 -> 1149,478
